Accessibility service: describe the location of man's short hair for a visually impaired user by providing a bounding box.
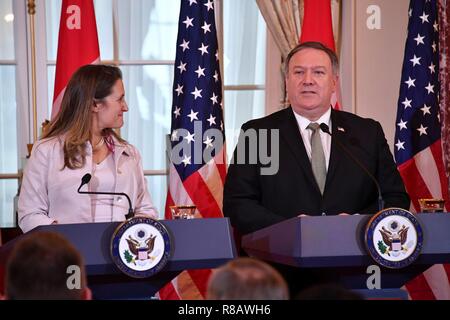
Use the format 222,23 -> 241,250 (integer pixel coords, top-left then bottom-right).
285,41 -> 339,75
207,257 -> 289,300
5,231 -> 87,300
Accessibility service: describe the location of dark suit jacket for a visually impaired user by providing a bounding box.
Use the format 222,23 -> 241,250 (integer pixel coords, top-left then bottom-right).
224,107 -> 410,235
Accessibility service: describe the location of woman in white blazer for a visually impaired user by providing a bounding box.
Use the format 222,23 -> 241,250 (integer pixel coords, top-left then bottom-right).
18,65 -> 158,233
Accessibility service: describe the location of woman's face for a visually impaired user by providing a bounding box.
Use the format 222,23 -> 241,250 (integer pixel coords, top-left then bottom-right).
93,79 -> 128,130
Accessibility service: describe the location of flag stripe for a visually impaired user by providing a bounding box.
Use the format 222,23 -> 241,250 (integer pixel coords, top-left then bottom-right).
186,269 -> 213,297
398,158 -> 433,211
217,145 -> 228,183
168,164 -> 223,219
414,145 -> 444,199
400,141 -> 449,211
423,264 -> 450,300
183,171 -> 223,218
405,265 -> 450,301
405,274 -> 436,299
168,163 -> 194,210
164,191 -> 176,220
197,151 -> 227,211
174,270 -> 204,299
156,281 -> 181,300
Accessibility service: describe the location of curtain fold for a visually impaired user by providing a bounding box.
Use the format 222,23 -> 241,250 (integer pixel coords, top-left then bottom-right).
331,0 -> 341,52
256,0 -> 302,107
438,0 -> 450,175
256,0 -> 301,59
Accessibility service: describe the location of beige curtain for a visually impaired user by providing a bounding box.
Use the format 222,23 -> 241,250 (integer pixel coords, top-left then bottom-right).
256,0 -> 302,59
256,0 -> 341,106
256,0 -> 302,107
438,0 -> 450,176
331,0 -> 341,52
256,0 -> 341,61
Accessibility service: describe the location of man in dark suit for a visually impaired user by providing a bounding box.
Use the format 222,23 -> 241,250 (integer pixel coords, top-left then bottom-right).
224,41 -> 409,234
223,42 -> 410,294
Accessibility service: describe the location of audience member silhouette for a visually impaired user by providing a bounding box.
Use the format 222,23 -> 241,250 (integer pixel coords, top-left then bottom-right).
207,257 -> 289,300
3,231 -> 91,300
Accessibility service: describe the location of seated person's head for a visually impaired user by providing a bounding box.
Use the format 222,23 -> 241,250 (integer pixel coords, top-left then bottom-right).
295,283 -> 363,300
4,231 -> 91,300
207,257 -> 289,300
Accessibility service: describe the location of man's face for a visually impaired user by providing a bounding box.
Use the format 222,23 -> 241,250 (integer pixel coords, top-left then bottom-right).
286,48 -> 337,119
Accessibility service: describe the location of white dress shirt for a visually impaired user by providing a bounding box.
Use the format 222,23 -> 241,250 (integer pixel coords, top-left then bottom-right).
90,153 -> 115,222
293,107 -> 332,170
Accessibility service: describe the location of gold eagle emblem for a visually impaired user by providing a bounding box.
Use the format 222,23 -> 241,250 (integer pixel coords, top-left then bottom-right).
379,225 -> 409,251
125,234 -> 156,260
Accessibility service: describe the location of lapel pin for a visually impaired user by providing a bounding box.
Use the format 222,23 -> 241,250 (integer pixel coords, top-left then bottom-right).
337,127 -> 345,133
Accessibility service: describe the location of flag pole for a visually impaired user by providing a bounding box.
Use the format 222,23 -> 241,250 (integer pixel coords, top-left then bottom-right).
27,0 -> 38,146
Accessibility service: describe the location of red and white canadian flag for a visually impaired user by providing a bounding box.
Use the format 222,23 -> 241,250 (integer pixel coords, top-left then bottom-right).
51,0 -> 100,119
300,0 -> 341,110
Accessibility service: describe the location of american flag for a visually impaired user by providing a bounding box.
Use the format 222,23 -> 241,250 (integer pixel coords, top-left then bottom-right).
394,0 -> 450,300
158,0 -> 227,300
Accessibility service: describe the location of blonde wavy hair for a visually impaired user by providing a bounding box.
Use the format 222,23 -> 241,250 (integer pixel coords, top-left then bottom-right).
42,65 -> 126,169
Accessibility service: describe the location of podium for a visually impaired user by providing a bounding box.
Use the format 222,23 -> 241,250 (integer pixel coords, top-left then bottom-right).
242,213 -> 450,291
0,218 -> 237,299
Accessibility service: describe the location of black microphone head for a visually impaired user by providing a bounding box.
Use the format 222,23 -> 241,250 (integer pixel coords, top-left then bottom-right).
319,123 -> 331,134
81,173 -> 92,185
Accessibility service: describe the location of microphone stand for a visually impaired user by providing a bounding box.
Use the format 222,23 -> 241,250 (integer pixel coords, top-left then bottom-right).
78,175 -> 135,219
319,123 -> 384,211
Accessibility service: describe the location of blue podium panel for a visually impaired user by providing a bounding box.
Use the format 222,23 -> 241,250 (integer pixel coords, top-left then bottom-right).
242,213 -> 450,289
34,218 -> 237,275
0,218 -> 237,299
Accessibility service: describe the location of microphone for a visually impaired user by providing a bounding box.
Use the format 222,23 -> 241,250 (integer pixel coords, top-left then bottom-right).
319,123 -> 384,212
78,173 -> 134,219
